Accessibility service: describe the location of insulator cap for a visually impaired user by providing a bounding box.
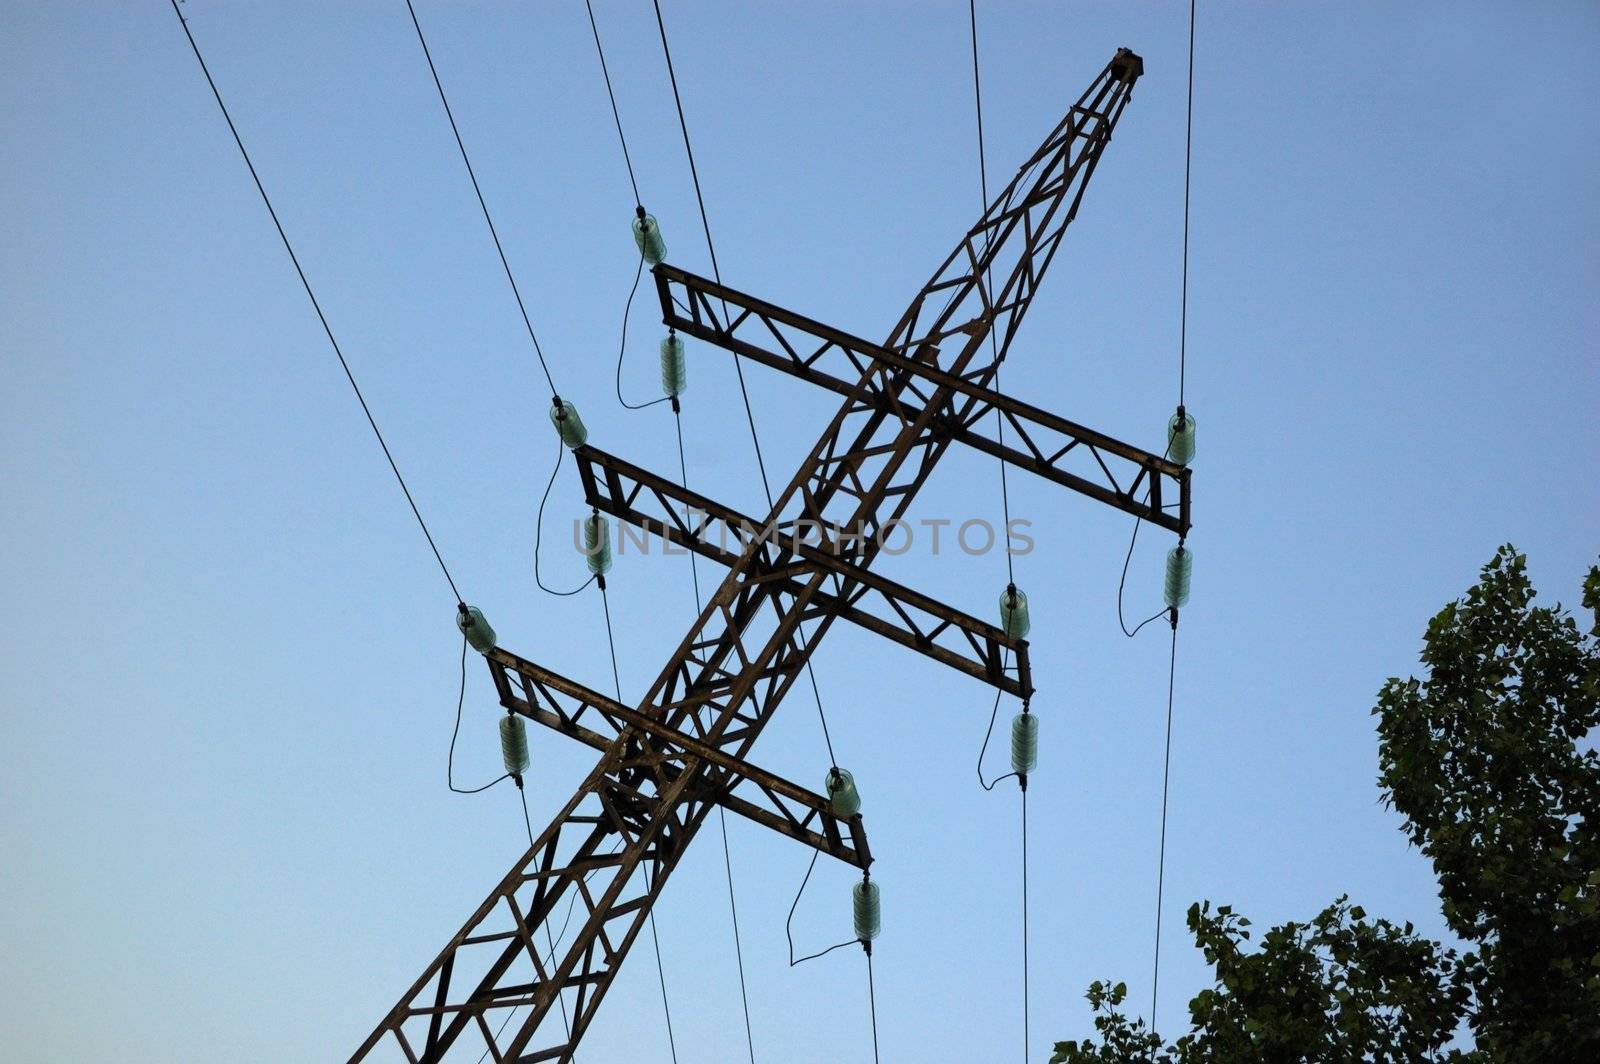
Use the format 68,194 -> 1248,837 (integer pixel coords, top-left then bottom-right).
1164,544 -> 1193,609
1011,712 -> 1038,776
999,585 -> 1031,639
1167,411 -> 1196,466
549,398 -> 589,449
825,767 -> 861,818
632,213 -> 667,265
582,513 -> 613,576
456,605 -> 497,654
660,334 -> 687,397
853,878 -> 881,942
500,714 -> 530,777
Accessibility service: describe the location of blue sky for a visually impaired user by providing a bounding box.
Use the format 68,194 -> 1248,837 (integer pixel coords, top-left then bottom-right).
1,2 -> 1595,1061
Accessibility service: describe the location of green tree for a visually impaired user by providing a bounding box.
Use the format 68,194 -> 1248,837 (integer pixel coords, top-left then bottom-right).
1053,547 -> 1600,1063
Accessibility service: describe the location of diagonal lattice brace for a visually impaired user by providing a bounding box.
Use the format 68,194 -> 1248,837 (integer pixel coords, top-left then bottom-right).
657,262 -> 1191,538
573,445 -> 1032,699
486,646 -> 872,870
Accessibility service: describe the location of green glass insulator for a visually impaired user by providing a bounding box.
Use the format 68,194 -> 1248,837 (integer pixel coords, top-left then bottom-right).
1167,411 -> 1196,466
1164,544 -> 1193,608
825,767 -> 861,818
500,714 -> 530,777
1011,712 -> 1038,775
660,333 -> 687,397
999,585 -> 1031,639
853,879 -> 881,942
457,605 -> 497,654
633,213 -> 667,265
583,512 -> 613,576
549,399 -> 588,449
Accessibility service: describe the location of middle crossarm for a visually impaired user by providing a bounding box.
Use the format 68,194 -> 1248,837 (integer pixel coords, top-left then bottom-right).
572,446 -> 1032,699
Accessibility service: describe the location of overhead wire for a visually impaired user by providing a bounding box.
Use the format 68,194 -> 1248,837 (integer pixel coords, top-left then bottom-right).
167,0 -> 464,608
969,5 -> 1030,1060
968,0 -> 1018,584
405,0 -> 606,610
1151,0 -> 1198,1036
1117,491 -> 1173,639
1178,0 -> 1195,409
450,638 -> 512,794
404,3 -> 684,1055
614,256 -> 671,410
534,437 -> 598,597
785,849 -> 859,966
649,9 -> 865,1048
518,790 -> 574,1046
582,0 -> 642,209
642,863 -> 681,1064
593,588 -> 680,1064
650,0 -> 841,786
581,7 -> 755,1057
867,951 -> 882,1064
170,11 -> 592,1053
673,412 -> 705,609
976,648 -> 1019,793
404,0 -> 560,399
1150,625 -> 1179,1034
669,404 -> 753,1060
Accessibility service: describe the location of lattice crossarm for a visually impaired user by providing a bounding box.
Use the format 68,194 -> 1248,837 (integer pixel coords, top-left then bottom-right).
574,447 -> 1032,697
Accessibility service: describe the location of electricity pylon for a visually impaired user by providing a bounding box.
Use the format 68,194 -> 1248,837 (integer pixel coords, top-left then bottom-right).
354,47 -> 1187,1062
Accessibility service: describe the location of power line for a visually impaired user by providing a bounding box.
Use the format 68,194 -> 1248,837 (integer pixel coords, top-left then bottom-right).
672,412 -> 754,1061
1179,0 -> 1196,407
647,1 -> 775,516
717,806 -> 758,1063
582,9 -> 757,1055
643,865 -> 681,1063
1152,0 -> 1198,1034
408,1 -> 681,1046
407,0 -> 599,612
1150,623 -> 1179,1032
784,849 -> 858,966
449,638 -> 512,794
976,648 -> 1019,793
533,438 -> 598,597
645,15 -> 863,1050
614,256 -> 671,410
968,0 -> 1017,586
1021,786 -> 1030,1062
167,0 -> 464,607
866,950 -> 882,1064
1117,509 -> 1171,639
672,410 -> 705,609
582,0 -> 642,209
517,789 -> 574,1045
404,0 -> 561,399
969,9 -> 1029,1060
649,0 -> 841,772
596,582 -> 680,1064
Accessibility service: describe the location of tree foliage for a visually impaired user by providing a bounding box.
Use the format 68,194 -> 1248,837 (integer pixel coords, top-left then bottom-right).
1053,547 -> 1599,1063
